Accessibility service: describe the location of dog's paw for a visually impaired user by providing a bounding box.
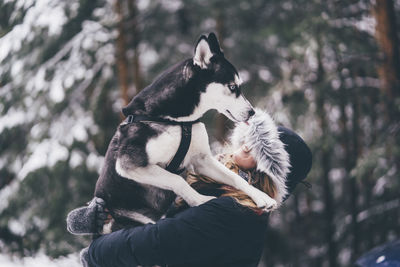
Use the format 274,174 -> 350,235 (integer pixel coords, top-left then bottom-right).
263,198 -> 278,212
188,194 -> 216,207
248,187 -> 278,211
66,197 -> 110,235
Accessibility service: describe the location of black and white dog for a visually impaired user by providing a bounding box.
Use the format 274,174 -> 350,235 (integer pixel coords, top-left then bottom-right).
93,33 -> 277,233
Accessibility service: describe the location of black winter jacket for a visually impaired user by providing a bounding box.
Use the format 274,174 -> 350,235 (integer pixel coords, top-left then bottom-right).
88,196 -> 268,267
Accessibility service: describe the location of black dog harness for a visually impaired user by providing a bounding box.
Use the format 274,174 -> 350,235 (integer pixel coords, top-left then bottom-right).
125,114 -> 200,174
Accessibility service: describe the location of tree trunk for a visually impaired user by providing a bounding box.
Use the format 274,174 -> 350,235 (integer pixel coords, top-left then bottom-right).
336,48 -> 361,261
349,85 -> 360,261
127,0 -> 143,95
114,0 -> 130,109
315,39 -> 337,267
338,67 -> 351,195
373,0 -> 400,182
373,0 -> 400,121
364,89 -> 378,249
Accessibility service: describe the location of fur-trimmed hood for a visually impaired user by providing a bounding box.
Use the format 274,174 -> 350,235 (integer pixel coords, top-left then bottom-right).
230,108 -> 290,204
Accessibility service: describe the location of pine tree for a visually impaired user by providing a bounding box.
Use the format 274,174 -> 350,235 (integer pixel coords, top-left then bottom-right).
0,0 -> 399,264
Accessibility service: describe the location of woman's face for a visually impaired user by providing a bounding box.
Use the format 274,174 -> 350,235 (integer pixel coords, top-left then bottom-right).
233,145 -> 257,170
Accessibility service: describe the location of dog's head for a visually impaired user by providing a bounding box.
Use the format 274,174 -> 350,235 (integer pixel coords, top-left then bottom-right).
192,33 -> 254,122
122,33 -> 254,122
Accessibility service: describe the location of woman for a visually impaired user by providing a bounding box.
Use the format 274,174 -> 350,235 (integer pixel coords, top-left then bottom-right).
67,109 -> 312,267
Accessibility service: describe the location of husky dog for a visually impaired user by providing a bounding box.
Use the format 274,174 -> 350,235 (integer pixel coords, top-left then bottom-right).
93,33 -> 277,232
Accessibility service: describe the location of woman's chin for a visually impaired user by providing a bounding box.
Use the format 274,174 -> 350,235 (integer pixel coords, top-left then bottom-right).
233,154 -> 256,170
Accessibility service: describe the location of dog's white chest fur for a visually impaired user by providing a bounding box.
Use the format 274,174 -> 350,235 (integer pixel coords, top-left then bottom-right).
145,124 -> 181,166
145,123 -> 209,168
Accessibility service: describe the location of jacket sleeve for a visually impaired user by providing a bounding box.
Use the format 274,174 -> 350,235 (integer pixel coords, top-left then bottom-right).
87,197 -> 266,267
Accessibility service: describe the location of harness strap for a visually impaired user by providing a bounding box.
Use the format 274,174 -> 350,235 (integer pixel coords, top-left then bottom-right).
166,122 -> 192,174
125,114 -> 199,174
126,114 -> 199,125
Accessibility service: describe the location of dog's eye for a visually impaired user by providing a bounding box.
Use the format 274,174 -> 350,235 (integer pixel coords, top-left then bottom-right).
228,84 -> 237,91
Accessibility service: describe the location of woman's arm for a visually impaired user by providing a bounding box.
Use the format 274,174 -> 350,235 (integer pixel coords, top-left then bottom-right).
87,197 -> 267,267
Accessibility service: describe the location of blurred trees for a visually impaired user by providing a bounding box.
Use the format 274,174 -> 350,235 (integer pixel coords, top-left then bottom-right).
114,0 -> 143,106
0,0 -> 399,266
374,0 -> 400,123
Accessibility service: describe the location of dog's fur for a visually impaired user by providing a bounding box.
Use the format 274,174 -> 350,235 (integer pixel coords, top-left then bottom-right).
94,33 -> 277,232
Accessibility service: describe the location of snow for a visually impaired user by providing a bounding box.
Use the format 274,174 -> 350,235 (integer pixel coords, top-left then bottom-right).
373,176 -> 388,196
0,0 -> 67,62
34,1 -> 66,35
0,180 -> 19,213
0,1 -> 115,183
329,168 -> 345,183
0,26 -> 22,62
69,150 -> 84,168
311,200 -> 324,212
160,0 -> 182,11
86,153 -> 104,172
357,198 -> 400,223
0,253 -> 80,267
338,248 -> 352,266
10,60 -> 23,77
137,0 -> 150,10
139,44 -> 159,72
18,140 -> 69,179
49,78 -> 65,103
376,255 -> 385,263
238,70 -> 250,83
258,69 -> 273,83
8,219 -> 25,236
0,109 -> 25,132
71,123 -> 88,142
354,16 -> 376,35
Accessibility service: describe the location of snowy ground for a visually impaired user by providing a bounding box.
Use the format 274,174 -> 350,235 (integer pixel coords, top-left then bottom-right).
0,253 -> 81,267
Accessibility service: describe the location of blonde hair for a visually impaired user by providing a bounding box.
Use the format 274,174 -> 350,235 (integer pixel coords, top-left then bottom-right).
182,154 -> 277,211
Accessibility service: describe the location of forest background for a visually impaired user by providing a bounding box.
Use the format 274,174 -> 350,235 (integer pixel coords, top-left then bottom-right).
0,0 -> 399,266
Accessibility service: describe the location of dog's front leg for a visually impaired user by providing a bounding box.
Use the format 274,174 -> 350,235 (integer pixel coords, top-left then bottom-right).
193,154 -> 277,210
116,160 -> 214,207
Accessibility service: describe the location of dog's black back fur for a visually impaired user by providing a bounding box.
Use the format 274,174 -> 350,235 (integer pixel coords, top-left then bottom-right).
122,60 -> 206,118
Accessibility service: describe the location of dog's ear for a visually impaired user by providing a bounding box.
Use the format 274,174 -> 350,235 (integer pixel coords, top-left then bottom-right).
207,32 -> 223,56
193,35 -> 213,69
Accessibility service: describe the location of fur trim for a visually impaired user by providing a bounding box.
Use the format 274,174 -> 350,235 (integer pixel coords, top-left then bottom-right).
230,108 -> 290,204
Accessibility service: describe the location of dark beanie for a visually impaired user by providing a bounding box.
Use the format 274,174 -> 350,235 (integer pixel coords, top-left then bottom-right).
277,126 -> 312,194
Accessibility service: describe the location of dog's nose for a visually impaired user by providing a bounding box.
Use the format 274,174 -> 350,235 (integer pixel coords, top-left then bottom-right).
248,109 -> 255,118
